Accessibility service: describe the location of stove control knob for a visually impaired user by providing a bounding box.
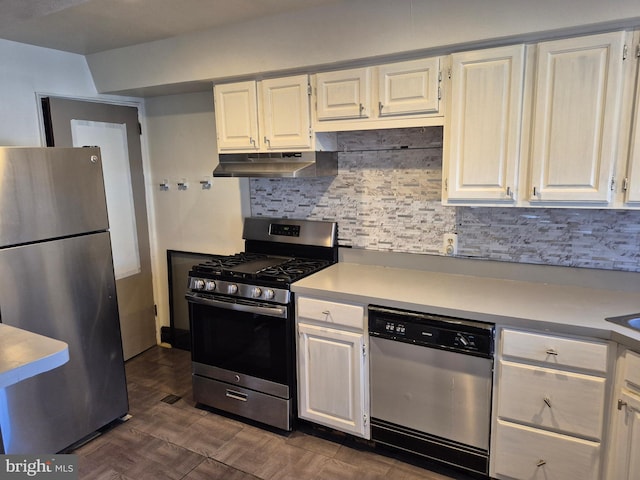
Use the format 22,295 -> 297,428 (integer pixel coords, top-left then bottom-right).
227,284 -> 238,294
264,289 -> 275,300
251,287 -> 263,298
193,279 -> 205,290
204,280 -> 216,291
456,333 -> 470,347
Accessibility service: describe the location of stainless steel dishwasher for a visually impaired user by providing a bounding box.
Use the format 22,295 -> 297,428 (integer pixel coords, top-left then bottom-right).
369,305 -> 494,477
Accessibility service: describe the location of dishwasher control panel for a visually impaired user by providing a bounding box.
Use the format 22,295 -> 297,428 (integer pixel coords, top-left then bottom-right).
369,305 -> 494,357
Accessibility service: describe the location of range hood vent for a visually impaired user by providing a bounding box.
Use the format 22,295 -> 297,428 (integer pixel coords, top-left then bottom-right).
213,151 -> 337,178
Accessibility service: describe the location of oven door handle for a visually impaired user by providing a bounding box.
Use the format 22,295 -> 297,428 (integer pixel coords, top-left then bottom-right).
185,292 -> 288,318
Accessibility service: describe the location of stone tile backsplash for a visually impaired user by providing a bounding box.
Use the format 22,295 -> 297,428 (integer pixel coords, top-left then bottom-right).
250,127 -> 640,273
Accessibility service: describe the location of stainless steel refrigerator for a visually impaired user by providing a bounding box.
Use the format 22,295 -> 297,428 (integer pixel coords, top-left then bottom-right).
0,146 -> 129,453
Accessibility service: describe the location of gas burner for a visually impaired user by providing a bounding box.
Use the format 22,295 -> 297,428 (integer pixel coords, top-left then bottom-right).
258,258 -> 332,283
191,254 -> 331,285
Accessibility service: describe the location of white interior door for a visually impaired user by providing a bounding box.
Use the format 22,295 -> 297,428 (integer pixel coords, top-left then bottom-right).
41,96 -> 156,359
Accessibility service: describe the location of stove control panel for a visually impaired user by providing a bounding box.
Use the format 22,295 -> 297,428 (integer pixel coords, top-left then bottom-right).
269,224 -> 301,237
188,276 -> 290,305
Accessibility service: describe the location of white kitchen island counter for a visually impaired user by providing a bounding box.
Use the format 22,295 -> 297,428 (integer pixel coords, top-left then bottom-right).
0,324 -> 69,389
291,259 -> 640,348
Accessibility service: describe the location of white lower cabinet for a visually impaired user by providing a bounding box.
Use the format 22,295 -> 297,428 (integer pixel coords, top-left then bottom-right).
492,328 -> 611,480
607,350 -> 640,480
494,420 -> 601,480
296,296 -> 369,439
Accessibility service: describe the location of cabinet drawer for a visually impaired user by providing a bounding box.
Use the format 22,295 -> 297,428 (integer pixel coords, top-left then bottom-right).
297,297 -> 364,330
624,350 -> 640,389
501,329 -> 608,373
498,360 -> 605,440
493,420 -> 600,480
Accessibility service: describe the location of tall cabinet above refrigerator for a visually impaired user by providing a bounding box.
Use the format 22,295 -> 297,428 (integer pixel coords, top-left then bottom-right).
0,146 -> 129,454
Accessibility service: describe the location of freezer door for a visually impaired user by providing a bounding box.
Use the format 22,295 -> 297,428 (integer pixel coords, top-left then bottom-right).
0,147 -> 109,247
0,232 -> 128,453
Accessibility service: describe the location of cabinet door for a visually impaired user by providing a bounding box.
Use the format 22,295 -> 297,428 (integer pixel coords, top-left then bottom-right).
297,322 -> 368,438
625,61 -> 640,204
528,32 -> 625,204
610,390 -> 640,480
315,68 -> 371,120
445,45 -> 525,203
377,58 -> 440,116
260,75 -> 312,150
214,81 -> 259,151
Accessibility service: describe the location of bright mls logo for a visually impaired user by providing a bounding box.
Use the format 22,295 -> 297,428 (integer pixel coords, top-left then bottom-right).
0,455 -> 77,480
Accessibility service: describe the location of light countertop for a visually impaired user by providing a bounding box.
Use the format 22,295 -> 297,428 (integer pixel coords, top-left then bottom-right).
0,324 -> 69,389
292,261 -> 640,348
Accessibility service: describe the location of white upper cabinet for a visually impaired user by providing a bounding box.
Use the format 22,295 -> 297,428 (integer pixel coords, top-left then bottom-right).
377,58 -> 440,116
444,45 -> 525,204
260,75 -> 312,150
315,67 -> 372,121
626,103 -> 640,203
313,57 -> 444,131
623,37 -> 640,205
527,31 -> 626,204
214,75 -> 313,152
214,81 -> 259,151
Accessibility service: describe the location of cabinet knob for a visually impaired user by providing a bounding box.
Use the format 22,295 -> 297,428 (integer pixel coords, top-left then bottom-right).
536,459 -> 546,467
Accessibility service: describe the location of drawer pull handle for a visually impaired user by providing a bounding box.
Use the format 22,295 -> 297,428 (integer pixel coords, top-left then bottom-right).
543,397 -> 552,408
545,348 -> 558,356
226,389 -> 248,402
618,399 -> 628,411
537,460 -> 546,467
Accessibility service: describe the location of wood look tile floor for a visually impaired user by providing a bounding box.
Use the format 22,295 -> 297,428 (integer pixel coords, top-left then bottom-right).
72,346 -> 477,480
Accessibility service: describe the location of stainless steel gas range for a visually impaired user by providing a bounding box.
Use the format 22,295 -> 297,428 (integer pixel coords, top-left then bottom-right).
185,217 -> 338,431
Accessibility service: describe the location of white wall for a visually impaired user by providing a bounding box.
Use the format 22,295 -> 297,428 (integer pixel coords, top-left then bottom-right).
0,39 -> 97,146
144,91 -> 250,330
0,39 -> 248,339
86,0 -> 640,95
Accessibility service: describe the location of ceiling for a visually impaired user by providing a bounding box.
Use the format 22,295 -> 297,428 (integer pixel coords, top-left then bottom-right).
0,0 -> 342,55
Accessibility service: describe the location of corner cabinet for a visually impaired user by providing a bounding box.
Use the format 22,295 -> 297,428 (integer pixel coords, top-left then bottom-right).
295,296 -> 369,439
607,349 -> 640,480
443,44 -> 526,205
527,31 -> 626,205
214,75 -> 313,152
491,328 -> 612,480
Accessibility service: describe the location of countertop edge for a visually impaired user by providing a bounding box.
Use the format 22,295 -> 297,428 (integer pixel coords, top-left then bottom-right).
292,262 -> 640,349
0,324 -> 70,389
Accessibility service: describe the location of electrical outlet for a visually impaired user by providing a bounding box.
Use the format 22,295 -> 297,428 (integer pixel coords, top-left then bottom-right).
442,233 -> 458,256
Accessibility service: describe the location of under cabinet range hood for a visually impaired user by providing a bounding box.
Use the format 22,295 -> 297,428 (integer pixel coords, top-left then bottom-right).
213,151 -> 338,178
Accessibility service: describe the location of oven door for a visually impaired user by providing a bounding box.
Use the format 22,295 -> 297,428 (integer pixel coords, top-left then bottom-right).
186,292 -> 293,399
